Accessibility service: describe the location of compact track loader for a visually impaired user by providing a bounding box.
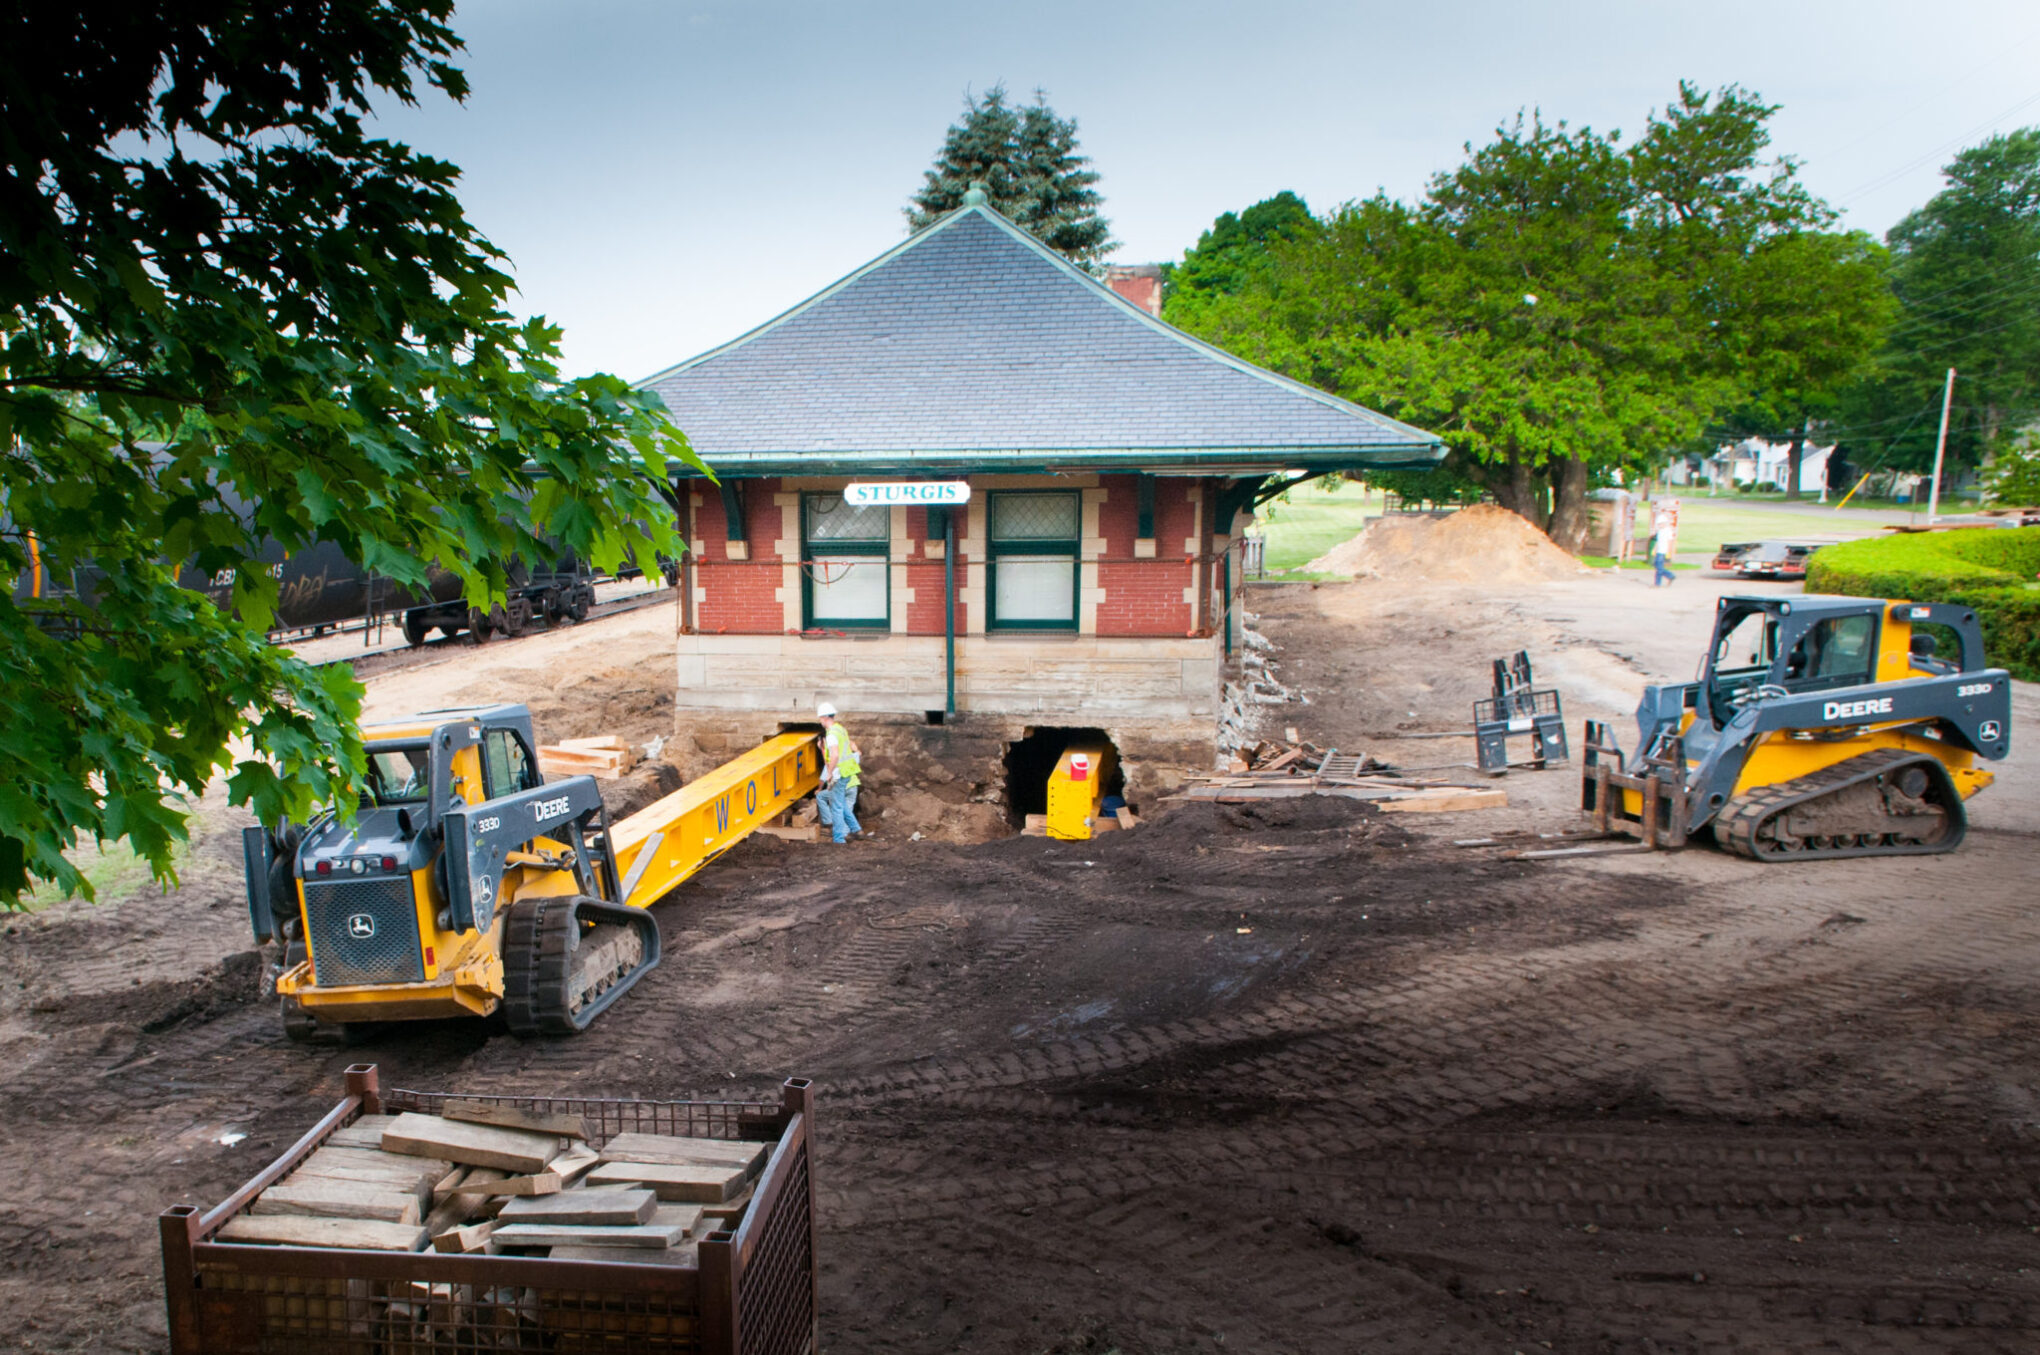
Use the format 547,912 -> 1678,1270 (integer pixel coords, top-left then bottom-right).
1582,596 -> 2011,860
242,705 -> 818,1038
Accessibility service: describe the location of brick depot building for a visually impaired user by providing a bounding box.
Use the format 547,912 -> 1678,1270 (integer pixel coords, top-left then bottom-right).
641,196 -> 1441,812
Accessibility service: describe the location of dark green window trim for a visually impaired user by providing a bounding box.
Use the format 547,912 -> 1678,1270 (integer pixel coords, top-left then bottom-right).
801,492 -> 890,630
986,490 -> 1080,633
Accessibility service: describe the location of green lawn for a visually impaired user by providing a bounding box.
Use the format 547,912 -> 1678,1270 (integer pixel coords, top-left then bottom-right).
1251,488 -> 1896,572
1662,502 -> 1888,557
1253,482 -> 1383,572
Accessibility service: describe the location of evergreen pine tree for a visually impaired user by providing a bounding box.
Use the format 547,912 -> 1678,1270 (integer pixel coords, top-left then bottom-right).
907,85 -> 1117,269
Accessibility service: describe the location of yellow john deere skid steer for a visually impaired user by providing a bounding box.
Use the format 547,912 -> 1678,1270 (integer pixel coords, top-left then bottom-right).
1582,596 -> 2012,860
242,706 -> 818,1038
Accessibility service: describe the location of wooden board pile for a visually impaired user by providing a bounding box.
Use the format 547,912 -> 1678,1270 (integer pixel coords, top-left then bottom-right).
217,1100 -> 766,1265
536,735 -> 637,781
1179,733 -> 1506,813
1020,806 -> 1140,837
757,801 -> 822,842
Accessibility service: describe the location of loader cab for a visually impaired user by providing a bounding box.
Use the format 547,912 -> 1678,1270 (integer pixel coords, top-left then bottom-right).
1701,598 -> 1883,729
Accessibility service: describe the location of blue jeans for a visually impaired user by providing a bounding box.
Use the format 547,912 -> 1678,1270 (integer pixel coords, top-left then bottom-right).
1652,552 -> 1674,586
818,780 -> 861,842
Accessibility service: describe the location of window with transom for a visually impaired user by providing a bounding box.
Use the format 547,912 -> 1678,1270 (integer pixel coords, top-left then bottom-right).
988,491 -> 1079,631
802,494 -> 890,629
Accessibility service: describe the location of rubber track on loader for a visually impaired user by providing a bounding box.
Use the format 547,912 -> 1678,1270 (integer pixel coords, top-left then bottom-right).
503,894 -> 661,1036
1716,746 -> 1967,863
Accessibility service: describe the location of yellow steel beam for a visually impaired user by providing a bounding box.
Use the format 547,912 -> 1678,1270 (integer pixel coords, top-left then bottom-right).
608,731 -> 820,908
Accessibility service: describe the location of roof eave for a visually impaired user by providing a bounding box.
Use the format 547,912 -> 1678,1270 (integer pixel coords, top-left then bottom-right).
670,442 -> 1447,480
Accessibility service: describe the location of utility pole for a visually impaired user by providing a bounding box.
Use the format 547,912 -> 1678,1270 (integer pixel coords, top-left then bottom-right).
1928,366 -> 1955,523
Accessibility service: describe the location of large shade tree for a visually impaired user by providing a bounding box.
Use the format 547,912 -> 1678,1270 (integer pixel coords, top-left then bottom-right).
0,1 -> 699,905
1835,129 -> 2040,487
906,84 -> 1116,269
1172,85 -> 1891,546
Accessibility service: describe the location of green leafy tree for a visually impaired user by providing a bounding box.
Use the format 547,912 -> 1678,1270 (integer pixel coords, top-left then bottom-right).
1839,129 -> 2040,485
1161,191 -> 1315,331
906,84 -> 1116,268
1172,84 -> 1886,548
0,1 -> 699,906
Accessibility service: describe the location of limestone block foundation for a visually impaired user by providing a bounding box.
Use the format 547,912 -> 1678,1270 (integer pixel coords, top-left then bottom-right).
670,633 -> 1223,835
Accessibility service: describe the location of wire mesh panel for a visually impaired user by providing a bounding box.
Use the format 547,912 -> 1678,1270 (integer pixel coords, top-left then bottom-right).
736,1142 -> 814,1355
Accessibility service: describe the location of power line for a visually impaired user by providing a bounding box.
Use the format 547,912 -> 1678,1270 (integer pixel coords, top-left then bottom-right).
1838,88 -> 2040,206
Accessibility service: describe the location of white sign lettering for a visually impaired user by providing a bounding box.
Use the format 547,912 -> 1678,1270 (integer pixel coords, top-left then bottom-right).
845,481 -> 971,507
531,796 -> 572,824
1823,697 -> 1895,721
1957,682 -> 1994,698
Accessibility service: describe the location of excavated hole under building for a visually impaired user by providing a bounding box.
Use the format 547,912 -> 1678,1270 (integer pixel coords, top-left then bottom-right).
1001,727 -> 1124,828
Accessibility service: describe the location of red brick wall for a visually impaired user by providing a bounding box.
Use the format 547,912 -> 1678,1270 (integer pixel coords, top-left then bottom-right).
1097,475 -> 1197,637
692,477 -> 785,633
905,506 -> 968,634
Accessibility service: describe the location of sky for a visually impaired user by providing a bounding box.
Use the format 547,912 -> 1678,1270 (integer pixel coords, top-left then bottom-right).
366,0 -> 2040,381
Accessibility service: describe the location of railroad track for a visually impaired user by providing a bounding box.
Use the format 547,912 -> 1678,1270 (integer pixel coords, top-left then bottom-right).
296,584 -> 675,679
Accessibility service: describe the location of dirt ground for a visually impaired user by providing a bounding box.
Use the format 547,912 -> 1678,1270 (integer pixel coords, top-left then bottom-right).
3,566 -> 2037,1354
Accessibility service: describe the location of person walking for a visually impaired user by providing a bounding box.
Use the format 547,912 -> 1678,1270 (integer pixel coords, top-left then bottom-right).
1649,514 -> 1677,588
815,702 -> 863,844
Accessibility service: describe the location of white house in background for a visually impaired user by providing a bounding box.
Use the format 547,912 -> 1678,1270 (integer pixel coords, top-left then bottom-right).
1687,438 -> 1835,492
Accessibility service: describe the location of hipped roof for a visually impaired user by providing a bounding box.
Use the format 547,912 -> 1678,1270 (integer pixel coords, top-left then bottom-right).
640,202 -> 1444,477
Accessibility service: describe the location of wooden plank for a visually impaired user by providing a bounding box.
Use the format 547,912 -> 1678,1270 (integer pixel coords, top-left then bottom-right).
381,1112 -> 564,1173
499,1188 -> 657,1227
1115,807 -> 1140,829
585,1160 -> 750,1203
253,1180 -> 422,1224
431,1219 -> 498,1255
598,1133 -> 768,1172
1376,789 -> 1509,814
442,1099 -> 589,1140
436,1166 -> 505,1200
303,1146 -> 450,1187
547,1242 -> 699,1267
325,1114 -> 398,1150
1091,816 -> 1120,833
219,1214 -> 428,1251
445,1167 -> 560,1198
699,1188 -> 754,1222
554,735 -> 627,752
755,823 -> 822,842
491,1220 -> 688,1250
546,1143 -> 602,1183
1021,813 -> 1047,837
1503,843 -> 1652,860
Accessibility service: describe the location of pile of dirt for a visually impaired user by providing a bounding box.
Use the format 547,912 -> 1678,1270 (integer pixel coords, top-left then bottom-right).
1306,504 -> 1584,583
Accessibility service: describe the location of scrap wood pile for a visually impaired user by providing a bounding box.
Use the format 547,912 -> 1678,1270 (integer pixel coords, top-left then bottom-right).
1183,732 -> 1506,813
536,735 -> 637,780
216,1100 -> 763,1264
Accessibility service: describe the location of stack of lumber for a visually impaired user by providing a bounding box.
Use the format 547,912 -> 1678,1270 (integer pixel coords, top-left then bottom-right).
217,1100 -> 766,1263
537,735 -> 637,780
757,802 -> 822,842
1178,736 -> 1507,813
1021,806 -> 1140,837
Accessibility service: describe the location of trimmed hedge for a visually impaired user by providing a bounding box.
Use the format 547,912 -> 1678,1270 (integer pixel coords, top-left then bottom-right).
1805,527 -> 2040,681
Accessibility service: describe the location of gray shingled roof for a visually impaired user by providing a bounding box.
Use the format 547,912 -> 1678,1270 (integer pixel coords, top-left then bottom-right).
639,204 -> 1443,476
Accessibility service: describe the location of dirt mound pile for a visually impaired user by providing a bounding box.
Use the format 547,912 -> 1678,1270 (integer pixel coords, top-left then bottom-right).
1306,504 -> 1584,583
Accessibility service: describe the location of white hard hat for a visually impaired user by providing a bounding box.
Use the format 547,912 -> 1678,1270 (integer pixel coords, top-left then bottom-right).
817,702 -> 837,718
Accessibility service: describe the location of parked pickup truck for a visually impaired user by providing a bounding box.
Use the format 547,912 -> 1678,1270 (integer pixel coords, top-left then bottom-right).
1710,540 -> 1824,580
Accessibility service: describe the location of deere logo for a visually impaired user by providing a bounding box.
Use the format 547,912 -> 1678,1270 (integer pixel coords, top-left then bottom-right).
346,913 -> 377,939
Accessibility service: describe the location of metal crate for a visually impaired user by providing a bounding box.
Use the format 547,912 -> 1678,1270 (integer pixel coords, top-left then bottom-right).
160,1065 -> 818,1355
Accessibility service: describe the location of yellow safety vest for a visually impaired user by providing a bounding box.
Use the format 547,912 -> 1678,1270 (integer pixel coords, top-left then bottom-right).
825,723 -> 861,786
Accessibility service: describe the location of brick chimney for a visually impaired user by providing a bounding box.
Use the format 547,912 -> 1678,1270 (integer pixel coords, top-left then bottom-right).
1102,263 -> 1164,317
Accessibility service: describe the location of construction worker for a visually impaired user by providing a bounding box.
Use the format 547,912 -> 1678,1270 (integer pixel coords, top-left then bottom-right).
815,702 -> 863,844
